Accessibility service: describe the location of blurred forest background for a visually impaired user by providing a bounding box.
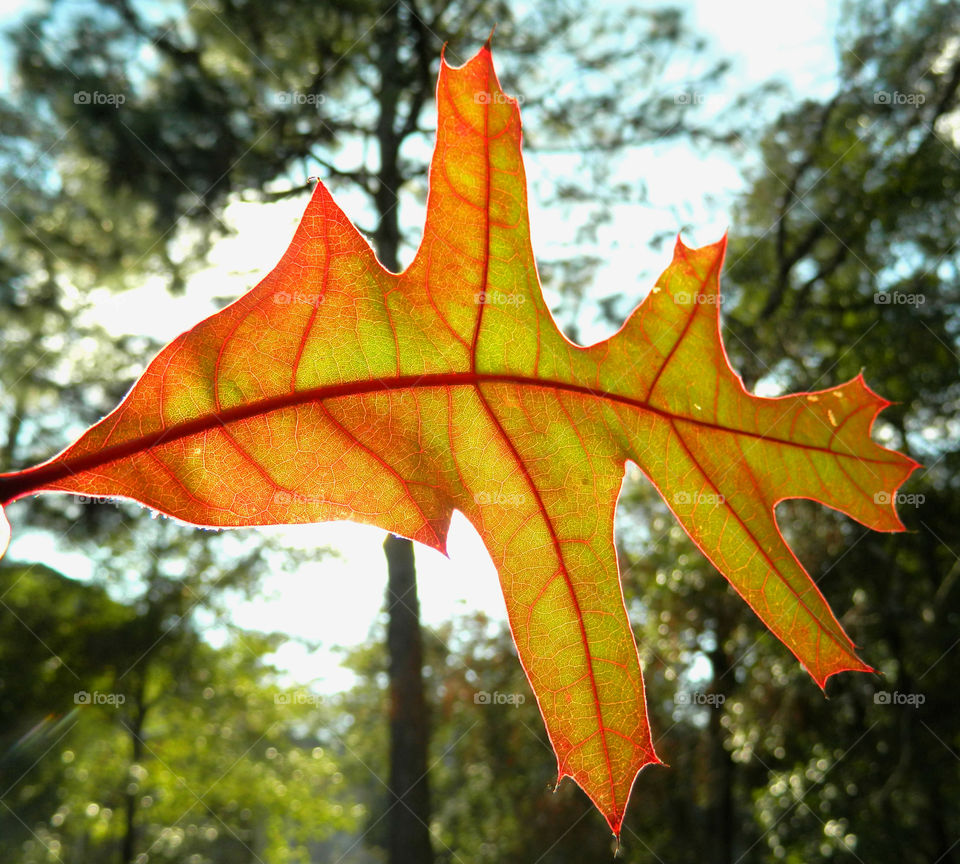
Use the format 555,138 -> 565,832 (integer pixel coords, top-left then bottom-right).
0,0 -> 958,862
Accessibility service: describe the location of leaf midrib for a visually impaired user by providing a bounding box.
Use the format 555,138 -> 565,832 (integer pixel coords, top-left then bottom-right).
0,370 -> 896,504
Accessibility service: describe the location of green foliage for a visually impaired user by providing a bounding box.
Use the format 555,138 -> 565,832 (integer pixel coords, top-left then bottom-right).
0,558 -> 359,863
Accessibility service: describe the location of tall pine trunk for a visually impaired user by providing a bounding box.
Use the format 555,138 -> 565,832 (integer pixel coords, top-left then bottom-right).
382,534 -> 432,864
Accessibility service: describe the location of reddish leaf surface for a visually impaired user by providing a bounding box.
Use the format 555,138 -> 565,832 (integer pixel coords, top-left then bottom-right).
0,45 -> 917,834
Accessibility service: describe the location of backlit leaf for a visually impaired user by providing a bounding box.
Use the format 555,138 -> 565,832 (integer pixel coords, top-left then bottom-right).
0,45 -> 917,834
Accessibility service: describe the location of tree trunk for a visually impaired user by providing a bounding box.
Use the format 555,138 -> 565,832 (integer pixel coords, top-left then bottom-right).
707,613 -> 735,864
120,677 -> 147,864
383,533 -> 433,864
375,8 -> 433,863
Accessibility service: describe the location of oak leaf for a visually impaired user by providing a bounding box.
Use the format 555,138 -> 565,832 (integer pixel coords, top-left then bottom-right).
0,45 -> 917,834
